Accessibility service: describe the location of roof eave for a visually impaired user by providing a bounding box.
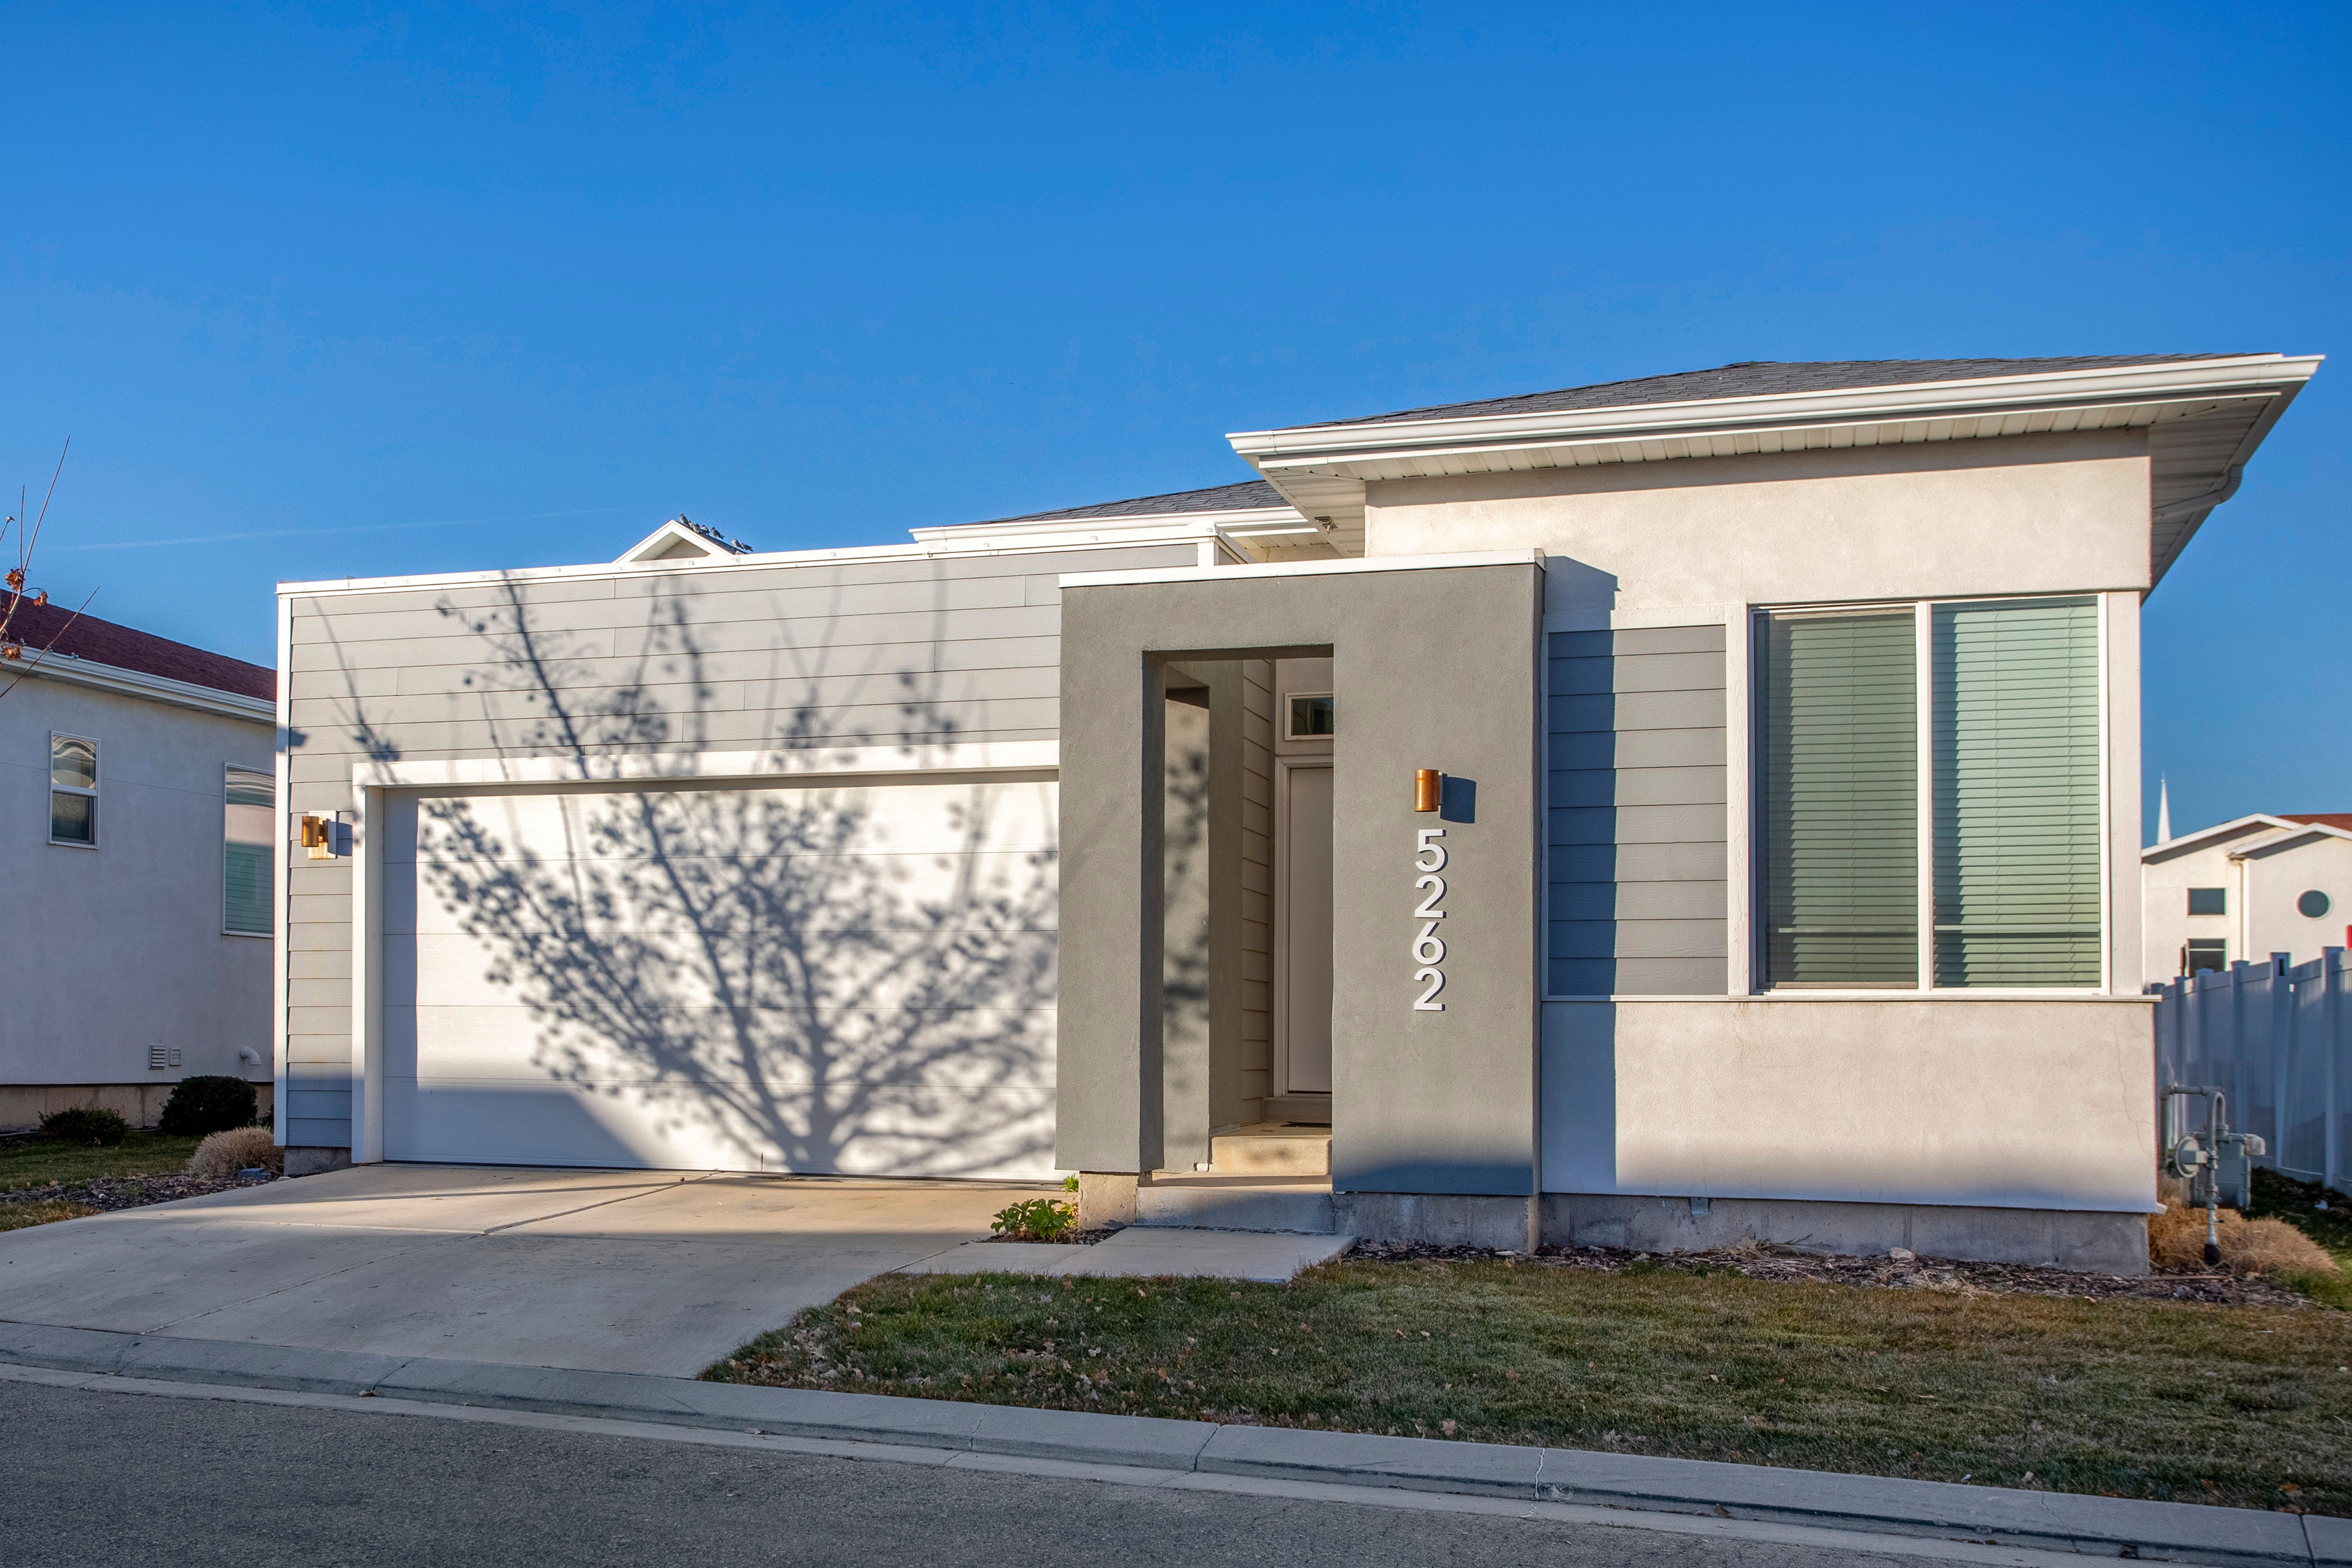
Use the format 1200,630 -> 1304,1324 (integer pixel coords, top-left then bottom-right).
5,651 -> 273,723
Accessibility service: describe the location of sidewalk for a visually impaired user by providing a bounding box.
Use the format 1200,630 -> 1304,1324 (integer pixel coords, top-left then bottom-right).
0,1321 -> 2336,1567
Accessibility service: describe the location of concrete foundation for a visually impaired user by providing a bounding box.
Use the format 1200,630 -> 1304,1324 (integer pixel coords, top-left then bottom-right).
284,1146 -> 355,1178
1335,1192 -> 1531,1250
1076,1172 -> 1139,1228
1541,1193 -> 2152,1275
1,1082 -> 275,1134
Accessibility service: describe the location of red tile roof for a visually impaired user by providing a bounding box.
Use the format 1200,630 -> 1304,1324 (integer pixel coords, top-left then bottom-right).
2,595 -> 274,703
2281,813 -> 2352,833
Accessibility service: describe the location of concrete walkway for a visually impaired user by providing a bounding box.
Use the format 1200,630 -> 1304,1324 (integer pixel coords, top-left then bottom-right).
0,1165 -> 1030,1376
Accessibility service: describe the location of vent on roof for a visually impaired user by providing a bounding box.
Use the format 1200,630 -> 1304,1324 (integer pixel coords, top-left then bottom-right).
616,515 -> 755,564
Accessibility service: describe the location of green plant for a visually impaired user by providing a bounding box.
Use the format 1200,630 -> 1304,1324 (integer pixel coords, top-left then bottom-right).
157,1075 -> 258,1137
991,1196 -> 1077,1241
38,1106 -> 129,1146
1062,1174 -> 1079,1193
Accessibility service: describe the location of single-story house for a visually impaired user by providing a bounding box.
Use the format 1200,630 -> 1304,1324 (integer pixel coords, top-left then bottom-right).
2144,812 -> 2352,977
2,600 -> 277,1130
275,352 -> 2319,1271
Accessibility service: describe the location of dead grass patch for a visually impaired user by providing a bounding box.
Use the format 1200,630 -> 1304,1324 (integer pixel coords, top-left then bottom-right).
0,1199 -> 99,1232
709,1257 -> 2352,1515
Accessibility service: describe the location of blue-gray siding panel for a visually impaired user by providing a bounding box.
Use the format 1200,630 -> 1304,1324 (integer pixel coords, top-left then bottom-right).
1546,625 -> 1729,996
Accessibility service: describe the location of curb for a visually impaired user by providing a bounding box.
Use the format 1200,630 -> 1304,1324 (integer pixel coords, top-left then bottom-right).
2,1322 -> 2338,1567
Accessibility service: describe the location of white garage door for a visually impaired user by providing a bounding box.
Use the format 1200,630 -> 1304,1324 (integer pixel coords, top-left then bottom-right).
380,777 -> 1059,1178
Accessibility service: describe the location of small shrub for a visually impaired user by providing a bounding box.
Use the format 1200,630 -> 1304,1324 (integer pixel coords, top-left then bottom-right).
2150,1201 -> 2340,1277
992,1197 -> 1077,1242
189,1126 -> 282,1178
157,1075 -> 258,1137
38,1106 -> 130,1147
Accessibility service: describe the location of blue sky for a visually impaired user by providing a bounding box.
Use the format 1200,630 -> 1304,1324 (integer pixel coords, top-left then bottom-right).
3,2 -> 2345,835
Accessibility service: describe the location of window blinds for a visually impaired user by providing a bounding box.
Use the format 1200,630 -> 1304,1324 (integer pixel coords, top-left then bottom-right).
224,768 -> 275,936
1931,600 -> 2100,987
1756,612 -> 1917,986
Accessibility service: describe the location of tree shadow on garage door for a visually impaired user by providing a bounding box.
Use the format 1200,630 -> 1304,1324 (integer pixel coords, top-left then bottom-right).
360,572 -> 1063,1179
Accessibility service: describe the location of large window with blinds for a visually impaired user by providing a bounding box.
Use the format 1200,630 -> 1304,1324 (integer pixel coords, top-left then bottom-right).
1754,597 -> 2102,991
1931,600 -> 2101,986
1755,612 -> 1919,986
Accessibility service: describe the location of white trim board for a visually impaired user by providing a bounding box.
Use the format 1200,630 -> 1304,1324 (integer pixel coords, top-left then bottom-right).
352,741 -> 1061,792
281,517 -> 1235,599
1061,549 -> 1544,590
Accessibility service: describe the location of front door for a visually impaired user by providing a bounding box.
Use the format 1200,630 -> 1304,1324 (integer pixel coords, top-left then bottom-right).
1279,762 -> 1334,1095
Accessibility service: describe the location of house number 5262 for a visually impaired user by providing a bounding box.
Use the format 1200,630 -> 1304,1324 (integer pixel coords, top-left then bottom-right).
1412,827 -> 1447,1011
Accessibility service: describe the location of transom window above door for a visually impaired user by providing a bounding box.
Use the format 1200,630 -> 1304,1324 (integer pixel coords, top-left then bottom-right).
1285,693 -> 1334,740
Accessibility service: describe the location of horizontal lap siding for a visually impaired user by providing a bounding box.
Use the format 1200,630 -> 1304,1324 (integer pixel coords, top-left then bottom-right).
281,543 -> 1196,1152
1548,625 -> 1728,996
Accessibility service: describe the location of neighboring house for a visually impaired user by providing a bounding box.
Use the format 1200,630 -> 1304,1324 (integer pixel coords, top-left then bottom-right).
0,600 -> 277,1130
2143,813 -> 2352,977
276,351 -> 2317,1274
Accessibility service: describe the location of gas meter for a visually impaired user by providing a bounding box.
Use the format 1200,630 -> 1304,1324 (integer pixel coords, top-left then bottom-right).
2161,1087 -> 2267,1268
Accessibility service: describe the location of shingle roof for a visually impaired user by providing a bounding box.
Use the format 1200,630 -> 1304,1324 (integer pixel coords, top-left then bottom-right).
977,479 -> 1290,525
1300,356 -> 2259,429
2281,813 -> 2352,833
1,596 -> 274,702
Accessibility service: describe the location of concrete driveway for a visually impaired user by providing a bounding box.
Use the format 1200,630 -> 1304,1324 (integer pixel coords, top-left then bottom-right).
0,1166 -> 1029,1377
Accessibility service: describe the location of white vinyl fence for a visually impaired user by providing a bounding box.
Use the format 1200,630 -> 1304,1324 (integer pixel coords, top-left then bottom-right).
2149,948 -> 2349,1196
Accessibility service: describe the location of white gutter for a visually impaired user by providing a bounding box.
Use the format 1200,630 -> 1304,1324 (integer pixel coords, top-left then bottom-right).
2,649 -> 273,724
1228,355 -> 2322,467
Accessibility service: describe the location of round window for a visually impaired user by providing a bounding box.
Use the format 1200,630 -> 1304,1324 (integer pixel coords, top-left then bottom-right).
2298,889 -> 2332,919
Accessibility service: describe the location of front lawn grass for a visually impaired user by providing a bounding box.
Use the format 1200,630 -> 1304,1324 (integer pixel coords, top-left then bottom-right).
2249,1168 -> 2352,1306
707,1259 -> 2352,1515
0,1131 -> 202,1193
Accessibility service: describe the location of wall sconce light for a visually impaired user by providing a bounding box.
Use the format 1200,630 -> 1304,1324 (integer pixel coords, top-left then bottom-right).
1414,769 -> 1441,812
298,814 -> 350,860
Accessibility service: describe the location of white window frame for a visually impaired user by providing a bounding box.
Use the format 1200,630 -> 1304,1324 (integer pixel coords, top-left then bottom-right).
223,764 -> 275,938
48,731 -> 99,850
1744,591 -> 2110,999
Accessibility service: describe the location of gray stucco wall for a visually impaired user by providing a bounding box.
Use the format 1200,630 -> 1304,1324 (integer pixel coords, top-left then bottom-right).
1547,626 -> 1728,996
281,542 -> 1200,1154
1056,559 -> 1544,1195
1,679 -> 273,1102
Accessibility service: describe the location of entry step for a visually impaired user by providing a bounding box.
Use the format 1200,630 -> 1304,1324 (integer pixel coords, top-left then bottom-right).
1135,1175 -> 1335,1235
1206,1122 -> 1330,1177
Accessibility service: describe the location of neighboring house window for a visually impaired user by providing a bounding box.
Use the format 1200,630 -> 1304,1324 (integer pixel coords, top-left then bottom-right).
224,767 -> 275,936
1755,598 -> 2101,990
2187,887 -> 2227,916
2299,889 -> 2333,919
49,733 -> 98,847
2184,938 -> 2227,977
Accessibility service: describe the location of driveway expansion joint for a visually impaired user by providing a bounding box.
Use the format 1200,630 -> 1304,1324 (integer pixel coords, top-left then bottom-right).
0,1326 -> 2320,1568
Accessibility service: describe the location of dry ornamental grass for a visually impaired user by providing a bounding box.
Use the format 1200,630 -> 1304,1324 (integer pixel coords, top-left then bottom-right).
2149,1201 -> 2341,1278
187,1126 -> 283,1178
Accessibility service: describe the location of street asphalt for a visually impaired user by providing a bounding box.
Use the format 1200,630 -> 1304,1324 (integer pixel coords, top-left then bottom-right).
7,1376 -> 1952,1568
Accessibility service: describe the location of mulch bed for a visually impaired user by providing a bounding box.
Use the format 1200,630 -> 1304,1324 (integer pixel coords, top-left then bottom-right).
0,1173 -> 266,1213
1347,1239 -> 2314,1309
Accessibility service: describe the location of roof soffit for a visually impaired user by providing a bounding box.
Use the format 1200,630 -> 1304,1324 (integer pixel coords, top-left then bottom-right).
1229,355 -> 2319,576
